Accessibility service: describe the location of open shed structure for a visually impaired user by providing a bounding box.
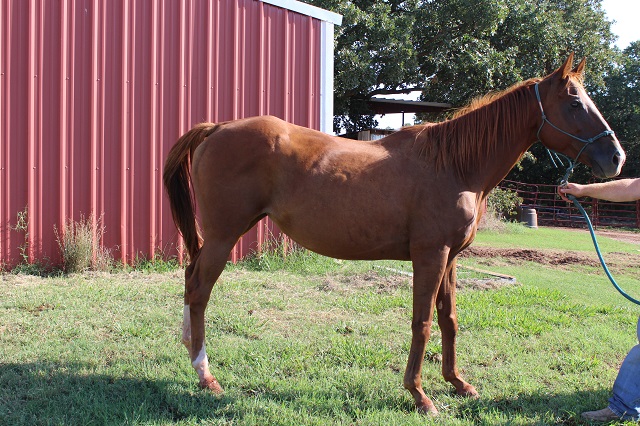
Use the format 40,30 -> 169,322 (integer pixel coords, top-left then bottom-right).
0,0 -> 341,268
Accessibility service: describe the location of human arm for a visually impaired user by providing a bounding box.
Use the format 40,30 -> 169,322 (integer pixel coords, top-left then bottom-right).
558,178 -> 640,202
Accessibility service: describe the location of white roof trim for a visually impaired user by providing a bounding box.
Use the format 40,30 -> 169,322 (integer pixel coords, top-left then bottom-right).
260,0 -> 342,25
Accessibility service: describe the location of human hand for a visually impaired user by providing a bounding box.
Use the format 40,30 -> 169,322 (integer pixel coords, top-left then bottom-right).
557,182 -> 585,202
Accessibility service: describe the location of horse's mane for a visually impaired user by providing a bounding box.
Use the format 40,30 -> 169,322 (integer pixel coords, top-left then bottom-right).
415,77 -> 545,179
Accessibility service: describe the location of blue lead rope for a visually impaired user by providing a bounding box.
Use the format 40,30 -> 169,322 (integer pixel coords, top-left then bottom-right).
566,193 -> 640,306
534,81 -> 637,305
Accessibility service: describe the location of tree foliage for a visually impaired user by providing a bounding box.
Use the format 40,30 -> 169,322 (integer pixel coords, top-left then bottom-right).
591,42 -> 640,178
307,0 -> 618,137
487,187 -> 523,221
415,0 -> 616,108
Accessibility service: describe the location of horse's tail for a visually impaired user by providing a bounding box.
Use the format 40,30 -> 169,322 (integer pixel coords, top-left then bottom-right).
163,122 -> 218,261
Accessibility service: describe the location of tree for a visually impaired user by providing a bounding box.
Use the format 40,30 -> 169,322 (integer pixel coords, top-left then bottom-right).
309,0 -> 423,132
416,0 -> 616,108
306,0 -> 617,136
592,42 -> 640,178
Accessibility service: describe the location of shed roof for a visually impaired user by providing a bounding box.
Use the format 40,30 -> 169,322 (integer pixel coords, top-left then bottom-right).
367,98 -> 452,114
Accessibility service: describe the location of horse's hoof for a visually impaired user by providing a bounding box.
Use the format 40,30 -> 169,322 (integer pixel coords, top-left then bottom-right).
417,403 -> 439,416
199,378 -> 224,394
457,385 -> 479,399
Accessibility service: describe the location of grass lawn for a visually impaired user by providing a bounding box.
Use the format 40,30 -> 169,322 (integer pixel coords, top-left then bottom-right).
1,225 -> 639,425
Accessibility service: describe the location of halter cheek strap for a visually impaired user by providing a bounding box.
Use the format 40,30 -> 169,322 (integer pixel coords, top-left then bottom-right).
534,82 -> 615,183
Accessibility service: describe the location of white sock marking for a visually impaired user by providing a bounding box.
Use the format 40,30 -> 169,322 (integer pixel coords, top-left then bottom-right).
192,344 -> 209,377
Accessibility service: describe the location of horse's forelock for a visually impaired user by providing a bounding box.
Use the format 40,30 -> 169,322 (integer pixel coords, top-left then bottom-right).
564,72 -> 585,90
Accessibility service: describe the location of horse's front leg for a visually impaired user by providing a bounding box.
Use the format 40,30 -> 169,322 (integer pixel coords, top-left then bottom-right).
403,249 -> 448,415
437,258 -> 478,398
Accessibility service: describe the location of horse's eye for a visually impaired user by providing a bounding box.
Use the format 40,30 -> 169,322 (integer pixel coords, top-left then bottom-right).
571,100 -> 581,108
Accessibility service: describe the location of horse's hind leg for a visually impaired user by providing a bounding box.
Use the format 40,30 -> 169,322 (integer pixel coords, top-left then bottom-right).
182,240 -> 234,393
437,258 -> 478,398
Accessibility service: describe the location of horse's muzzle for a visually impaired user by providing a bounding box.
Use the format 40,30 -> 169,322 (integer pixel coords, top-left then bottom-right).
591,145 -> 626,178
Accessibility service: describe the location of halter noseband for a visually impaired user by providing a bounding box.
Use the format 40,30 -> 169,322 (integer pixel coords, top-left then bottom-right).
534,82 -> 615,182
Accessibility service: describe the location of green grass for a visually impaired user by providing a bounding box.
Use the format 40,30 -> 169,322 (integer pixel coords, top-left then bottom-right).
472,225 -> 640,307
476,223 -> 640,253
1,225 -> 639,425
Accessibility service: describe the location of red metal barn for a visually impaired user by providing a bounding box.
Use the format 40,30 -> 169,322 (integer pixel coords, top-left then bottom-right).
0,0 -> 341,268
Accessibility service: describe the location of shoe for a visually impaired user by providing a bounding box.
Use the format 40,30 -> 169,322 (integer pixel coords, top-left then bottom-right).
581,407 -> 619,422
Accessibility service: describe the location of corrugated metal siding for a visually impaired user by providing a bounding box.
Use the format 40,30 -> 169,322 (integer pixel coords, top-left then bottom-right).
0,0 -> 324,268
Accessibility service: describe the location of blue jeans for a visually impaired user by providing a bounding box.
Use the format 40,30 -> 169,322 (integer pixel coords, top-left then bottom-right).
608,316 -> 640,420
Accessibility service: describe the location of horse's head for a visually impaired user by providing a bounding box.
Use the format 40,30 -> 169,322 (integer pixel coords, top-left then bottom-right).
535,53 -> 625,178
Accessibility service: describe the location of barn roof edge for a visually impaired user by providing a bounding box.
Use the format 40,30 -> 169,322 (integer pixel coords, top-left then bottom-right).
259,0 -> 343,25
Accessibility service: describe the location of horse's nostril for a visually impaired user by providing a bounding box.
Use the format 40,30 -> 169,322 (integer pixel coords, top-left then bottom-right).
613,151 -> 625,167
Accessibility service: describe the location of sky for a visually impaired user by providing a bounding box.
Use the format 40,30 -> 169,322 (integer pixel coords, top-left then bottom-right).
375,0 -> 640,130
602,0 -> 640,49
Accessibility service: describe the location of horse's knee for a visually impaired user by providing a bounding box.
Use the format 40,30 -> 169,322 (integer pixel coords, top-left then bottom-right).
411,319 -> 432,339
184,271 -> 212,305
439,319 -> 458,340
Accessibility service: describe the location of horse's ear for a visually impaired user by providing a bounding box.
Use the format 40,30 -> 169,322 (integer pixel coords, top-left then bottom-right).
556,52 -> 575,79
572,57 -> 586,76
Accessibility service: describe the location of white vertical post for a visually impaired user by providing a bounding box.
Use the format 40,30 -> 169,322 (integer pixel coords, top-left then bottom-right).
320,21 -> 335,134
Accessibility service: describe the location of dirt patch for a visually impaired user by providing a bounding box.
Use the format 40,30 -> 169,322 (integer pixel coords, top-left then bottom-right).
456,278 -> 515,291
318,269 -> 519,293
318,271 -> 412,294
460,246 -> 640,271
460,247 -> 600,267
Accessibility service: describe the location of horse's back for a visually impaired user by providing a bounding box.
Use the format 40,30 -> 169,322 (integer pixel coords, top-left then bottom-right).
194,115 -> 395,182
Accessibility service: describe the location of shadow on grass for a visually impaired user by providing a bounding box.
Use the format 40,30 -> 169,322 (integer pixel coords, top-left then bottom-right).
0,361 -> 231,425
255,385 -> 621,424
0,361 -> 627,424
456,387 -> 625,424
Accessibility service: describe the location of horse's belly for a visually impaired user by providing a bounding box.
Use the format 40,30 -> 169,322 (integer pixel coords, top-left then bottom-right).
270,213 -> 411,261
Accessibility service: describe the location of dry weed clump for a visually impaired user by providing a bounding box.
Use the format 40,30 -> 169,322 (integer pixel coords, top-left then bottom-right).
55,213 -> 112,273
478,209 -> 508,232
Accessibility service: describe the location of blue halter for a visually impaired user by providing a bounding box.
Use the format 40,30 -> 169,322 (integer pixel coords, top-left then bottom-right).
534,82 -> 615,184
536,83 -> 639,306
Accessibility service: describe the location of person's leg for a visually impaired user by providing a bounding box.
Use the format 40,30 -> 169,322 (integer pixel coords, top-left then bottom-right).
607,317 -> 640,420
582,317 -> 640,422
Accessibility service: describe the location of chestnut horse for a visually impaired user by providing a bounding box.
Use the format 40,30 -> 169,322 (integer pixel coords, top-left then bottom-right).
163,55 -> 624,414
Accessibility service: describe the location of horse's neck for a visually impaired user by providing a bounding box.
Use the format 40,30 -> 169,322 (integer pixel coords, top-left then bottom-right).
479,133 -> 535,193
467,100 -> 539,195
